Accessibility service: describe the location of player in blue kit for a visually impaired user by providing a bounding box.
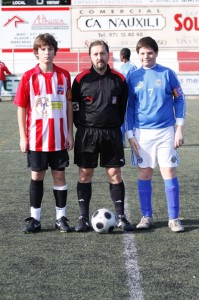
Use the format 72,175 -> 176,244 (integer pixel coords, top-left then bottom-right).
126,36 -> 186,232
120,48 -> 137,147
120,48 -> 137,80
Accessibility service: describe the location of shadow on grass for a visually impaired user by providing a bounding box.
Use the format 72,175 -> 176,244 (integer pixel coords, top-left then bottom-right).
20,228 -> 58,234
181,219 -> 199,232
112,230 -> 135,235
150,219 -> 199,232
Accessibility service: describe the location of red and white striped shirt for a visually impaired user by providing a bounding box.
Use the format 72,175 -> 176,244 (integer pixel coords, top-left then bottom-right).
14,64 -> 72,152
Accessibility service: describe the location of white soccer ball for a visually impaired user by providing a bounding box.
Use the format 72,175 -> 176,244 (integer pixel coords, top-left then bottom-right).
91,208 -> 117,234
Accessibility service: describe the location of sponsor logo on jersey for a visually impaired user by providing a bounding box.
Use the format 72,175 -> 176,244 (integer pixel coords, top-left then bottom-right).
35,97 -> 51,117
85,96 -> 93,102
57,85 -> 64,95
52,102 -> 63,110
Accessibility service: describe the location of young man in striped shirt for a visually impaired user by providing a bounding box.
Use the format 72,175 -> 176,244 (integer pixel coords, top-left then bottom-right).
14,33 -> 74,233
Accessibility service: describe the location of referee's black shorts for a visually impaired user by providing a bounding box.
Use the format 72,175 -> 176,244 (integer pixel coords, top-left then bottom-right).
74,126 -> 125,168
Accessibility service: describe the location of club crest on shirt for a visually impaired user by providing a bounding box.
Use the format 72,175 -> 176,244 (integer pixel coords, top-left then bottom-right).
35,97 -> 51,116
112,96 -> 117,104
155,79 -> 162,86
57,85 -> 64,95
137,81 -> 144,89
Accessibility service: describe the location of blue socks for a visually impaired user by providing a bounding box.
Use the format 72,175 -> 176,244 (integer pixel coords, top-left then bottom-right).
164,177 -> 179,219
138,179 -> 152,217
138,177 -> 180,219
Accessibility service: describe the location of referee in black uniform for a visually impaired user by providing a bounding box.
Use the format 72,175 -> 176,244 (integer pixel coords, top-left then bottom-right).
72,40 -> 135,232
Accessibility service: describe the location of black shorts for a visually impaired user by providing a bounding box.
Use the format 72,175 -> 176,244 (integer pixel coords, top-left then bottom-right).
74,127 -> 125,168
27,150 -> 69,171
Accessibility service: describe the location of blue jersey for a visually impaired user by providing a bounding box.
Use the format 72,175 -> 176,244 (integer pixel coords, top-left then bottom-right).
126,64 -> 186,133
120,61 -> 137,79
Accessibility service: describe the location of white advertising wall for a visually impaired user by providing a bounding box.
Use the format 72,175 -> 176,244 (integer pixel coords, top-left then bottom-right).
1,1 -> 199,51
71,5 -> 199,50
0,0 -> 199,95
0,6 -> 71,49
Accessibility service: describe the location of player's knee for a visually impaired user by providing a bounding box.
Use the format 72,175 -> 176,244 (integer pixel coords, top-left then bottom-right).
79,168 -> 93,183
106,168 -> 122,184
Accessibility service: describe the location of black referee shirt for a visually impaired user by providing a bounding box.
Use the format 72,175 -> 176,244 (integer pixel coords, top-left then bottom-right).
72,65 -> 128,128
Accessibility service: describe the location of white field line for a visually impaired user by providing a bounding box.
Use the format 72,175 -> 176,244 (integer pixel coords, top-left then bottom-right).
123,196 -> 144,300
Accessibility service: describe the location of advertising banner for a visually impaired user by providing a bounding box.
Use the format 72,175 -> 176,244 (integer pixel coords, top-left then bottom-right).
1,6 -> 71,50
71,6 -> 199,50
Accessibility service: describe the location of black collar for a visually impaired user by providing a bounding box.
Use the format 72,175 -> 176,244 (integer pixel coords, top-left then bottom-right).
90,64 -> 111,79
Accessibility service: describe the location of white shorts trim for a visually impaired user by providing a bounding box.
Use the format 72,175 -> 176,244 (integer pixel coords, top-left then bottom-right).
131,127 -> 179,168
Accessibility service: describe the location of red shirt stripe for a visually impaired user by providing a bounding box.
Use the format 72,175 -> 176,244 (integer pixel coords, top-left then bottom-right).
36,119 -> 43,151
48,118 -> 55,151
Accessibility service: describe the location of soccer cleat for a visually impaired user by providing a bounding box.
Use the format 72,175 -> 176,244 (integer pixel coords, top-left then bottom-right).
75,216 -> 91,232
22,217 -> 41,233
136,216 -> 154,229
55,216 -> 73,233
117,215 -> 135,231
168,218 -> 184,232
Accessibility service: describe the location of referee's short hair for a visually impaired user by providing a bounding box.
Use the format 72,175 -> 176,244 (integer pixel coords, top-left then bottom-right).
89,40 -> 109,55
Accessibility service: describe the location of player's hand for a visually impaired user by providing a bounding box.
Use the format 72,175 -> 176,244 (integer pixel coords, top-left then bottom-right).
20,137 -> 28,153
66,135 -> 74,151
174,126 -> 184,149
128,137 -> 139,156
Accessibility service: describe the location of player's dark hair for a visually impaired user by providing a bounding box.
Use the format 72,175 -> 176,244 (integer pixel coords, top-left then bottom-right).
120,48 -> 131,60
33,33 -> 58,55
136,36 -> 158,53
89,40 -> 109,55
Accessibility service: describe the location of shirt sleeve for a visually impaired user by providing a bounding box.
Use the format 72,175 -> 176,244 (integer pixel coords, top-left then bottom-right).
62,69 -> 72,101
170,70 -> 186,125
119,78 -> 128,125
126,75 -> 136,138
13,74 -> 30,108
72,77 -> 81,127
